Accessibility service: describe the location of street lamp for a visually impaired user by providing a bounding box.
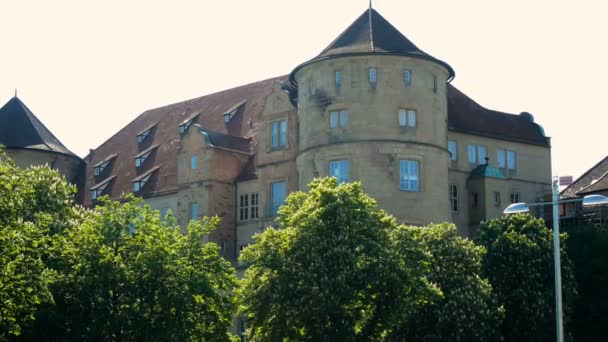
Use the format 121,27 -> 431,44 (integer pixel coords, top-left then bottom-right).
503,178 -> 608,342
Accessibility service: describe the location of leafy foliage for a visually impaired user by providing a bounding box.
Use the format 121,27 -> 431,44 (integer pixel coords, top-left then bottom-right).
238,178 -> 438,341
392,223 -> 504,341
0,148 -> 79,338
477,214 -> 577,342
562,223 -> 608,342
36,197 -> 238,341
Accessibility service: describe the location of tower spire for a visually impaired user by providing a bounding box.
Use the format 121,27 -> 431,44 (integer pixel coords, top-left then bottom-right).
14,88 -> 17,98
368,0 -> 374,51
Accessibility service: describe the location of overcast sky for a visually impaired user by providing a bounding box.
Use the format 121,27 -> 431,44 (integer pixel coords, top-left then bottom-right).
1,0 -> 606,180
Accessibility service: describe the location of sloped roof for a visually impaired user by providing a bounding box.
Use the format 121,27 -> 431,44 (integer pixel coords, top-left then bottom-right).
0,96 -> 78,157
561,156 -> 608,198
83,76 -> 285,206
447,84 -> 550,147
290,8 -> 454,82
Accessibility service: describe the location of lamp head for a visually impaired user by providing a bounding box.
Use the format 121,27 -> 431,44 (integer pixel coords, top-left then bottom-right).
503,202 -> 530,214
582,194 -> 608,207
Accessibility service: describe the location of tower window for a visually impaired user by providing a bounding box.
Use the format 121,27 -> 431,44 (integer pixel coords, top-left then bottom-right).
432,75 -> 438,93
398,109 -> 416,128
271,119 -> 287,149
335,71 -> 343,88
329,160 -> 349,184
369,68 -> 377,84
399,159 -> 420,192
403,69 -> 412,86
330,111 -> 348,129
449,184 -> 459,213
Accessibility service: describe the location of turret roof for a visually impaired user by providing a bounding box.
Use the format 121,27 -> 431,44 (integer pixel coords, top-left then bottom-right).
0,96 -> 78,157
291,8 -> 454,82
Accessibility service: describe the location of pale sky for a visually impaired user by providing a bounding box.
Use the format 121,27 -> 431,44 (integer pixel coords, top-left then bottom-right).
1,0 -> 606,180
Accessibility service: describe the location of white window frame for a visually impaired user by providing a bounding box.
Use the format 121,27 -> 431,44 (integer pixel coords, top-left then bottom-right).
399,159 -> 420,192
449,184 -> 459,213
448,140 -> 458,161
329,160 -> 349,184
330,111 -> 348,129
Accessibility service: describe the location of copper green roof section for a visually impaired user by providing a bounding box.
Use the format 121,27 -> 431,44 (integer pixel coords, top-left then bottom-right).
469,164 -> 506,180
290,8 -> 454,83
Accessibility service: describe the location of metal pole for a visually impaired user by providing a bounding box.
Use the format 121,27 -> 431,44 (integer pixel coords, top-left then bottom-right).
552,177 -> 564,342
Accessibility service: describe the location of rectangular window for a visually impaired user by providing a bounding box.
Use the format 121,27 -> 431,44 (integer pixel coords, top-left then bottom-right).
497,149 -> 506,168
271,120 -> 287,149
239,194 -> 249,221
190,202 -> 199,221
400,160 -> 420,192
478,145 -> 487,164
398,110 -> 407,127
271,181 -> 287,215
250,193 -> 259,219
330,111 -> 348,128
449,184 -> 459,213
403,69 -> 412,86
335,71 -> 342,88
510,192 -> 520,203
448,140 -> 458,161
507,150 -> 516,170
369,68 -> 377,83
432,75 -> 438,93
191,156 -> 198,169
494,192 -> 501,207
329,160 -> 349,184
408,110 -> 416,128
468,145 -> 477,164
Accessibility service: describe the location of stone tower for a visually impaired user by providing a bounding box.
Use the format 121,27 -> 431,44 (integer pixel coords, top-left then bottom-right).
289,8 -> 455,225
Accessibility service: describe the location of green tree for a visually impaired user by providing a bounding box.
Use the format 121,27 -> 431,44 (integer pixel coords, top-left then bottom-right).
477,214 -> 577,342
562,223 -> 608,342
238,178 -> 438,341
39,197 -> 237,341
0,148 -> 79,339
391,223 -> 504,341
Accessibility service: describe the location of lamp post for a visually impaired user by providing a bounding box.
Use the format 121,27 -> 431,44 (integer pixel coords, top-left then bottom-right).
503,177 -> 608,342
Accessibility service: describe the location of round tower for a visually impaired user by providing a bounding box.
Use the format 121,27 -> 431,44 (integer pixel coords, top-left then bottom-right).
290,8 -> 455,225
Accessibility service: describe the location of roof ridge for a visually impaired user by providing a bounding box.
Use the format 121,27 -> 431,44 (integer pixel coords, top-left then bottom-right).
561,154 -> 608,195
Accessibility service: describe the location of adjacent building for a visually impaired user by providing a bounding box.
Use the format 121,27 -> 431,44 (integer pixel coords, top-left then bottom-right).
79,7 -> 552,261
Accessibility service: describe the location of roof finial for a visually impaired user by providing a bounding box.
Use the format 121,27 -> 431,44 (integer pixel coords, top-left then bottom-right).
368,0 -> 375,52
369,0 -> 372,10
14,88 -> 17,98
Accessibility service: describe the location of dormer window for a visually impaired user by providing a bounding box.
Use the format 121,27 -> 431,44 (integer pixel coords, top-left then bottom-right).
178,112 -> 200,135
369,68 -> 377,84
133,144 -> 159,168
223,100 -> 247,124
93,154 -> 117,177
89,176 -> 116,201
132,166 -> 159,193
136,123 -> 157,144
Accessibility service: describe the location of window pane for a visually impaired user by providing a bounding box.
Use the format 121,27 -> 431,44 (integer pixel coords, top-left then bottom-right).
468,145 -> 477,163
191,156 -> 198,169
398,110 -> 407,127
271,121 -> 279,148
507,151 -> 516,170
404,69 -> 412,86
369,68 -> 377,83
280,120 -> 287,146
448,140 -> 457,160
330,111 -> 338,128
408,110 -> 416,128
400,160 -> 419,192
336,71 -> 342,87
271,182 -> 287,215
190,203 -> 199,221
478,146 -> 487,164
340,111 -> 348,128
329,160 -> 349,184
497,149 -> 506,168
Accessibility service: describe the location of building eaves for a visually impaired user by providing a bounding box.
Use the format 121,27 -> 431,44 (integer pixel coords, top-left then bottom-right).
89,175 -> 116,191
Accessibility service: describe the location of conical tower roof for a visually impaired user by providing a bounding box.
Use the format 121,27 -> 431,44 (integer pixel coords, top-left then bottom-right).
0,96 -> 78,157
290,8 -> 454,82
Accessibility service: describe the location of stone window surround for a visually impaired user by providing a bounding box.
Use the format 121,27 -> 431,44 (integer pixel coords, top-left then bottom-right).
395,153 -> 424,193
269,117 -> 288,151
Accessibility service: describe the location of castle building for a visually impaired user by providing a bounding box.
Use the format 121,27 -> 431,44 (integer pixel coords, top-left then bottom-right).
82,7 -> 551,260
0,95 -> 85,193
